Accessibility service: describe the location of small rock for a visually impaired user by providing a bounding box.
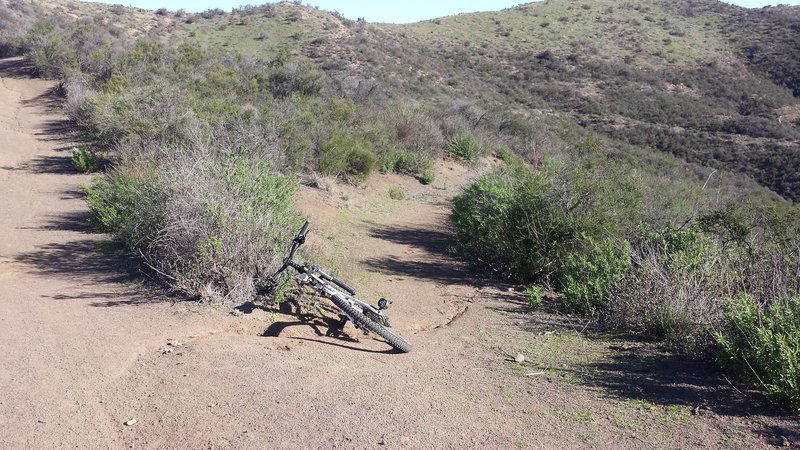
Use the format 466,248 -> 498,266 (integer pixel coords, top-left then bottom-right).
507,287 -> 515,292
231,309 -> 243,317
168,341 -> 183,347
124,419 -> 137,426
37,419 -> 47,424
514,353 -> 525,364
780,436 -> 791,447
161,347 -> 173,354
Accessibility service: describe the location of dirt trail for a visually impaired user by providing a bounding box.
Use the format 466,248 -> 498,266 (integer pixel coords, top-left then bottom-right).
1,57 -> 798,449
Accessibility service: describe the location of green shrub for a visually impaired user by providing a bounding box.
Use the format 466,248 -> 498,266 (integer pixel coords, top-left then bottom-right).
26,29 -> 75,77
559,237 -> 632,315
445,133 -> 482,161
388,186 -> 406,200
381,149 -> 434,176
84,166 -> 162,241
499,111 -> 533,137
71,147 -> 103,173
606,228 -> 730,351
86,143 -> 302,303
452,148 -> 642,283
269,60 -> 325,98
419,169 -> 436,185
716,294 -> 800,411
452,164 -> 567,282
317,131 -> 377,182
82,82 -> 198,147
524,285 -> 543,311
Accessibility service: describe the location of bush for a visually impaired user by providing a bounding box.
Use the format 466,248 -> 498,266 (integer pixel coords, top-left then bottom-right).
317,131 -> 377,182
525,285 -> 543,311
559,237 -> 631,315
445,133 -> 482,161
386,102 -> 444,155
269,61 -> 325,98
24,21 -> 75,77
452,164 -> 566,282
452,144 -> 641,283
606,228 -> 730,351
86,141 -> 302,302
381,149 -> 434,176
81,81 -> 200,147
716,294 -> 800,411
71,147 -> 103,173
418,169 -> 436,185
388,186 -> 406,200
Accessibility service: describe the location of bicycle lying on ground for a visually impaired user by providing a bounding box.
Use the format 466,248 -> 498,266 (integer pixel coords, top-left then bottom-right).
260,221 -> 412,353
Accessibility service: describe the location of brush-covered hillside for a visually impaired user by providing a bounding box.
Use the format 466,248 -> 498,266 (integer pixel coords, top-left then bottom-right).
115,0 -> 800,201
333,0 -> 800,201
3,0 -> 797,199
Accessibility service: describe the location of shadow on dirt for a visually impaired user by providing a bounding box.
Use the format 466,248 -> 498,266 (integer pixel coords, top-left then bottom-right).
0,57 -> 37,78
12,239 -> 168,307
0,57 -> 88,153
13,239 -> 136,284
501,300 -> 800,430
584,347 -> 800,441
257,300 -> 400,354
367,220 -> 454,255
22,87 -> 66,117
363,222 -> 472,285
2,155 -> 78,174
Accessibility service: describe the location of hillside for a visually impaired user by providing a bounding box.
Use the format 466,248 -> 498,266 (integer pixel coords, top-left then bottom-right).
329,0 -> 800,201
117,0 -> 800,201
4,0 -> 796,201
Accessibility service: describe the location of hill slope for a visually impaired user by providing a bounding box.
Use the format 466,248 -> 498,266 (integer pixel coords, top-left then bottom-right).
158,0 -> 800,200
6,0 -> 796,200
311,0 -> 799,200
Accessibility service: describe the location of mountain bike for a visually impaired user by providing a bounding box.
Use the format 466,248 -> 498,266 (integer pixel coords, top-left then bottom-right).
260,221 -> 411,353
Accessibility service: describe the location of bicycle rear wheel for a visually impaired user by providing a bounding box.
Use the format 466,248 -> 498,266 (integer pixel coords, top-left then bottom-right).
330,295 -> 412,353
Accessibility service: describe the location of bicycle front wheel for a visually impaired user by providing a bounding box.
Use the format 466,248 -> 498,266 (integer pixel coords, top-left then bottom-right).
329,295 -> 412,353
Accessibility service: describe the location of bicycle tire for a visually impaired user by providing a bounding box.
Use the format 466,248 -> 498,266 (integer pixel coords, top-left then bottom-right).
329,294 -> 412,353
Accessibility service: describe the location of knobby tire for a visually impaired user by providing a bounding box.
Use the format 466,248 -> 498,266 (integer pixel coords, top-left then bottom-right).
330,295 -> 412,353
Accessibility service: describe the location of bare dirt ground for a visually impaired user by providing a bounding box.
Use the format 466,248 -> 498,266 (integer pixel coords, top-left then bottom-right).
1,56 -> 798,449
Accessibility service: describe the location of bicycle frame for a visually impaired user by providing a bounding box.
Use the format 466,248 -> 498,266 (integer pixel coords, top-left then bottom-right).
266,220 -> 391,328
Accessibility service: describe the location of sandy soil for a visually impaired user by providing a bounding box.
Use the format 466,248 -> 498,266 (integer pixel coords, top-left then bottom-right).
1,56 -> 798,449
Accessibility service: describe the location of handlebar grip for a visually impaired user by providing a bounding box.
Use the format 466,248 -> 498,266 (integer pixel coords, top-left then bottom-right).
328,274 -> 356,296
298,220 -> 310,239
287,221 -> 310,262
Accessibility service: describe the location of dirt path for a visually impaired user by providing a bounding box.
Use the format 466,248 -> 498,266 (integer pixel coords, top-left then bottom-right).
1,57 -> 798,449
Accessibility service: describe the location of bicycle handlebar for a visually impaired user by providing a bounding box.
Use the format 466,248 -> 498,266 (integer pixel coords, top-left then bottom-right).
285,220 -> 310,263
269,220 -> 357,296
317,268 -> 357,296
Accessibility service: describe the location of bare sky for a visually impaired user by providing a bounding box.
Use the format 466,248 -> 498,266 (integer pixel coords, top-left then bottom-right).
86,1 -> 800,23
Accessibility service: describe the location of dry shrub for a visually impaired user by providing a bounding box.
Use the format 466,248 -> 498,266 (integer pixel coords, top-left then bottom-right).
83,81 -> 203,146
606,240 -> 732,352
437,99 -> 483,139
384,102 -> 444,156
87,138 -> 301,303
63,68 -> 94,121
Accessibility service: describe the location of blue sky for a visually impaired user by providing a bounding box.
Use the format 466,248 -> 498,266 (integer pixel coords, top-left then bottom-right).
89,0 -> 800,23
